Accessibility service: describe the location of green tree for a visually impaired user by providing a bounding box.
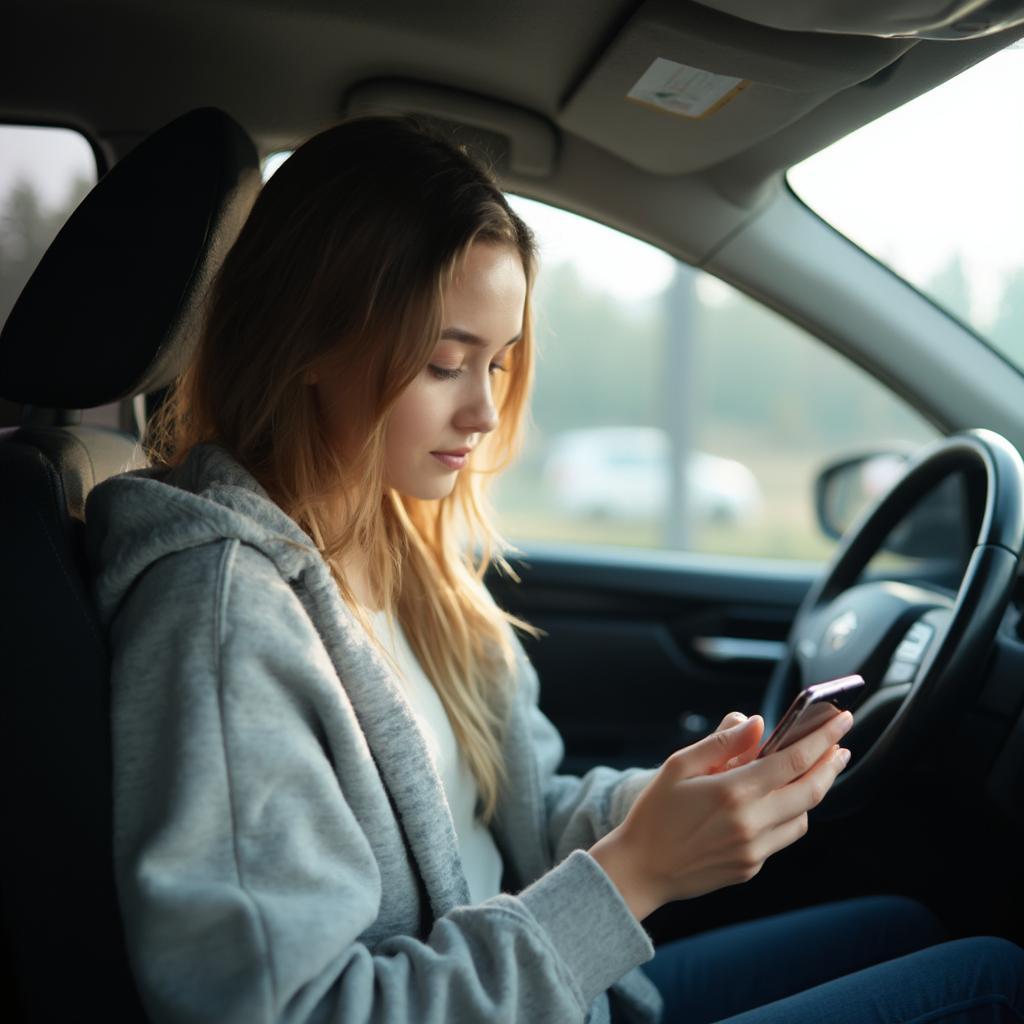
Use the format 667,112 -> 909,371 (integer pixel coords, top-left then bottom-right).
691,281 -> 931,457
6,178 -> 57,255
925,253 -> 973,327
991,268 -> 1024,368
529,260 -> 661,439
0,172 -> 94,329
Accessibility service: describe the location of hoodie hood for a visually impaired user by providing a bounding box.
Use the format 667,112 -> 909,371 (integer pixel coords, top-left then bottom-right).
85,442 -> 321,628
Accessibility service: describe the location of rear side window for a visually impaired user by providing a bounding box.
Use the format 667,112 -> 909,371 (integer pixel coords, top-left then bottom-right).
0,124 -> 99,424
0,124 -> 97,330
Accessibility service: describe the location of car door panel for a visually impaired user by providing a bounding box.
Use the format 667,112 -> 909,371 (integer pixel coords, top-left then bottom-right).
487,549 -> 815,773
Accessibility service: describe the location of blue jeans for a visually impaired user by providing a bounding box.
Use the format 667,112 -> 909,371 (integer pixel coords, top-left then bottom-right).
640,896 -> 1024,1023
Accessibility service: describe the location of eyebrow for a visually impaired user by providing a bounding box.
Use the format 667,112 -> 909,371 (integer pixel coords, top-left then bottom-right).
440,327 -> 523,348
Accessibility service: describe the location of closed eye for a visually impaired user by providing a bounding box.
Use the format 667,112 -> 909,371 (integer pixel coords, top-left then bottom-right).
428,363 -> 507,381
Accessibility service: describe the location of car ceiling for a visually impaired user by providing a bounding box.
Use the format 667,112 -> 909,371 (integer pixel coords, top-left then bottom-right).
3,0 -> 1024,232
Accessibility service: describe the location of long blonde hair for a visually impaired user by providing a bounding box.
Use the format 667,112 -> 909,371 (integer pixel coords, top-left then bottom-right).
146,114 -> 540,822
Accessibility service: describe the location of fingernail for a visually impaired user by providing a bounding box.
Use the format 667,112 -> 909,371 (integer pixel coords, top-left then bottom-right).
839,711 -> 854,732
835,748 -> 851,768
730,712 -> 747,726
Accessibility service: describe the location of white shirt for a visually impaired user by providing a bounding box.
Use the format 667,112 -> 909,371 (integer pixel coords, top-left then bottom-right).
366,609 -> 503,904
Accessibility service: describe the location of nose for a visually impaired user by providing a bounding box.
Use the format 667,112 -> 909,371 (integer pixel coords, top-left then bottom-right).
454,372 -> 499,436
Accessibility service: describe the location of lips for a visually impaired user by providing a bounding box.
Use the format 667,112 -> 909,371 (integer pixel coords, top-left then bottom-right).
431,448 -> 470,470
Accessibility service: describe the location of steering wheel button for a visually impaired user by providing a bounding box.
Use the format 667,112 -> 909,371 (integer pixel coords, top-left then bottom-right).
894,640 -> 925,662
893,623 -> 935,662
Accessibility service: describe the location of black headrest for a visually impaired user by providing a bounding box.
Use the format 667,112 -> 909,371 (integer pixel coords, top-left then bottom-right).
0,107 -> 260,410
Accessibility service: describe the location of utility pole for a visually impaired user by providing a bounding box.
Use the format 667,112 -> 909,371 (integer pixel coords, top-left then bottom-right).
662,261 -> 696,549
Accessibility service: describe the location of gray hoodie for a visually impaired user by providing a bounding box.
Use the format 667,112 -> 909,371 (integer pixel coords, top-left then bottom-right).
84,442 -> 664,1024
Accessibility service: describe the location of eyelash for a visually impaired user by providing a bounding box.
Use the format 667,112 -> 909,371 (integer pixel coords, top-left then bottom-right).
428,363 -> 507,381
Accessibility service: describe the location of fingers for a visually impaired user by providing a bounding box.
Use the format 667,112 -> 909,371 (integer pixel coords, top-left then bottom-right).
715,711 -> 747,732
753,742 -> 851,830
755,808 -> 812,864
738,745 -> 851,869
736,709 -> 854,796
673,715 -> 764,777
709,718 -> 766,774
753,749 -> 847,860
724,734 -> 766,771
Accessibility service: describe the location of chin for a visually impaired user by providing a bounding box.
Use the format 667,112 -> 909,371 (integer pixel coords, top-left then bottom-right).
394,479 -> 457,501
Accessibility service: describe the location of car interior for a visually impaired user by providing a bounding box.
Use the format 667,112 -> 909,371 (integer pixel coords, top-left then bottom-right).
2,1 -> 1024,1020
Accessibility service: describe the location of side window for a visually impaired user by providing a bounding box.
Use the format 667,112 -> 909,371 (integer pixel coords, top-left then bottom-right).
495,196 -> 937,561
0,124 -> 100,426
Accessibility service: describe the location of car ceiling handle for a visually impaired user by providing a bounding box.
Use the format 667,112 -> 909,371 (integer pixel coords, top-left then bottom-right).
345,79 -> 558,177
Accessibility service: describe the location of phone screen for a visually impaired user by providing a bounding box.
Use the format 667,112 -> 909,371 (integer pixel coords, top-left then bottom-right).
757,674 -> 865,759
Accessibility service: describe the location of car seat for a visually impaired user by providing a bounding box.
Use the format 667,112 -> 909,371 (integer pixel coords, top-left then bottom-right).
0,106 -> 260,1022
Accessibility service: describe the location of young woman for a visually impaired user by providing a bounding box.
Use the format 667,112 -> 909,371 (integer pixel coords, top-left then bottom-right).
85,115 -> 1024,1024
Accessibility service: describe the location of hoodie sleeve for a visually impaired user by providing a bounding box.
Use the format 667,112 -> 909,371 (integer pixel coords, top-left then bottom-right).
107,539 -> 654,1024
508,634 -> 659,864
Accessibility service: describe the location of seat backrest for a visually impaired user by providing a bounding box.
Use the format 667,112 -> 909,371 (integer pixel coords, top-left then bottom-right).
0,107 -> 260,1022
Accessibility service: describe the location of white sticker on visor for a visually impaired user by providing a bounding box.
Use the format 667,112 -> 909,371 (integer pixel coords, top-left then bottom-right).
627,57 -> 749,119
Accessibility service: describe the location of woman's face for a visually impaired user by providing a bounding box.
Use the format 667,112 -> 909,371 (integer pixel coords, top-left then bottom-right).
383,241 -> 527,500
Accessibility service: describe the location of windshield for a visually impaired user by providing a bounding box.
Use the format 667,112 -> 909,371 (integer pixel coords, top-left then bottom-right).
788,42 -> 1024,373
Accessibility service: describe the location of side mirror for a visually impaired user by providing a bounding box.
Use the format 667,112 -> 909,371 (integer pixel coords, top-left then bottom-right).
814,450 -> 967,559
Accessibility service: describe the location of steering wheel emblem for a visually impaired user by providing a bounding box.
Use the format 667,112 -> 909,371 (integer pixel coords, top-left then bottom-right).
824,610 -> 858,652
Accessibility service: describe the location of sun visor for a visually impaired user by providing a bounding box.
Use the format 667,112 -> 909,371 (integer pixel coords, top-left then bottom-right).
692,0 -> 1024,40
559,0 -> 913,175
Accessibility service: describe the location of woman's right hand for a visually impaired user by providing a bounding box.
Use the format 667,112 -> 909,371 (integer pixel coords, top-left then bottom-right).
589,710 -> 854,921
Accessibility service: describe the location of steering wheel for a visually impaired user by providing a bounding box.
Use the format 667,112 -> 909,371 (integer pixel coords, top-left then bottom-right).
762,429 -> 1024,818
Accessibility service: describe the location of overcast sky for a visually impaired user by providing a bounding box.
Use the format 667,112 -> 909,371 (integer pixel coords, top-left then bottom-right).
0,124 -> 96,211
789,42 -> 1024,329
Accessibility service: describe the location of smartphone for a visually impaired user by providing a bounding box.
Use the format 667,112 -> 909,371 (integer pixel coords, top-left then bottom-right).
756,674 -> 865,759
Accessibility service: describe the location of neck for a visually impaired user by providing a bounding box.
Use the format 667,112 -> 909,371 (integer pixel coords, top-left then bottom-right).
338,547 -> 380,612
